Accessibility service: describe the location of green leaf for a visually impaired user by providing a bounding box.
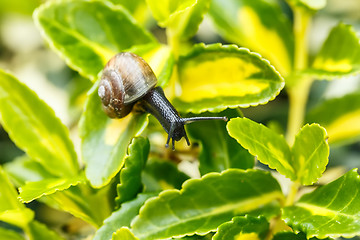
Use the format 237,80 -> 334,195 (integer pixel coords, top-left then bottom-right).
212,215 -> 269,240
174,44 -> 285,113
27,221 -> 64,240
166,0 -> 211,41
292,124 -> 329,185
110,0 -> 149,26
287,0 -> 327,11
34,0 -> 156,81
209,0 -> 293,75
131,169 -> 283,240
283,169 -> 360,239
4,156 -> 111,227
306,92 -> 360,145
146,0 -> 196,27
304,23 -> 360,80
142,158 -> 190,192
116,137 -> 150,206
0,167 -> 34,228
0,0 -> 41,15
186,110 -> 254,175
3,155 -> 55,187
273,231 -> 332,240
113,228 -> 139,240
94,193 -> 156,240
79,83 -> 149,188
18,175 -> 84,203
129,44 -> 175,87
43,183 -> 113,227
0,227 -> 25,240
227,118 -> 295,180
0,70 -> 78,178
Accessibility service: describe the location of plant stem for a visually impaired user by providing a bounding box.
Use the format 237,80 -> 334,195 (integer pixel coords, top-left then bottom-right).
286,7 -> 313,145
286,78 -> 313,144
285,181 -> 301,206
285,5 -> 313,207
293,7 -> 311,70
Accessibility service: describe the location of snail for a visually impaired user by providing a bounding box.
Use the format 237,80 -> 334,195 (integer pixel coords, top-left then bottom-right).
98,52 -> 227,150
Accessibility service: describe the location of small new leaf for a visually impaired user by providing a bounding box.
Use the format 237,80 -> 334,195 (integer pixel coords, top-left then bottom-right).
227,118 -> 295,180
292,124 -> 329,185
228,118 -> 330,185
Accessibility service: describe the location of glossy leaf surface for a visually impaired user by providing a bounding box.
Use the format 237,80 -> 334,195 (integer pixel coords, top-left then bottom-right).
116,137 -> 149,206
34,0 -> 155,81
186,110 -> 254,175
113,228 -> 139,240
213,215 -> 269,240
132,169 -> 283,239
3,155 -> 55,187
0,70 -> 78,178
166,0 -> 210,41
146,0 -> 196,27
273,231 -> 331,240
306,92 -> 360,144
19,175 -> 84,203
227,118 -> 295,180
0,167 -> 33,228
209,0 -> 293,75
174,44 -> 284,113
79,83 -> 149,187
283,169 -> 360,239
94,193 -> 156,240
4,156 -> 111,227
43,183 -> 113,227
142,158 -> 190,192
291,124 -> 329,185
305,23 -> 360,80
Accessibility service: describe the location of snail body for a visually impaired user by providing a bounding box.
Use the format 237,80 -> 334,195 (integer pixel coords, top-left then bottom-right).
98,52 -> 227,149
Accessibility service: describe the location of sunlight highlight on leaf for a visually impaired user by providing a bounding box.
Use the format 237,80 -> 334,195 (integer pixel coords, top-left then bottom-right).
238,6 -> 292,75
307,92 -> 360,145
132,169 -> 283,240
283,169 -> 360,239
34,0 -> 156,81
303,23 -> 360,80
209,0 -> 293,76
174,44 -> 284,113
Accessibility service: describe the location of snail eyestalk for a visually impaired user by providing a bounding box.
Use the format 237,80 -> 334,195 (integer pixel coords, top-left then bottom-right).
182,116 -> 228,124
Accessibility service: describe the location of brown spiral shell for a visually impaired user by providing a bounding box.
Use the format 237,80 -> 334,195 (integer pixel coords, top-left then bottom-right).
98,52 -> 158,118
